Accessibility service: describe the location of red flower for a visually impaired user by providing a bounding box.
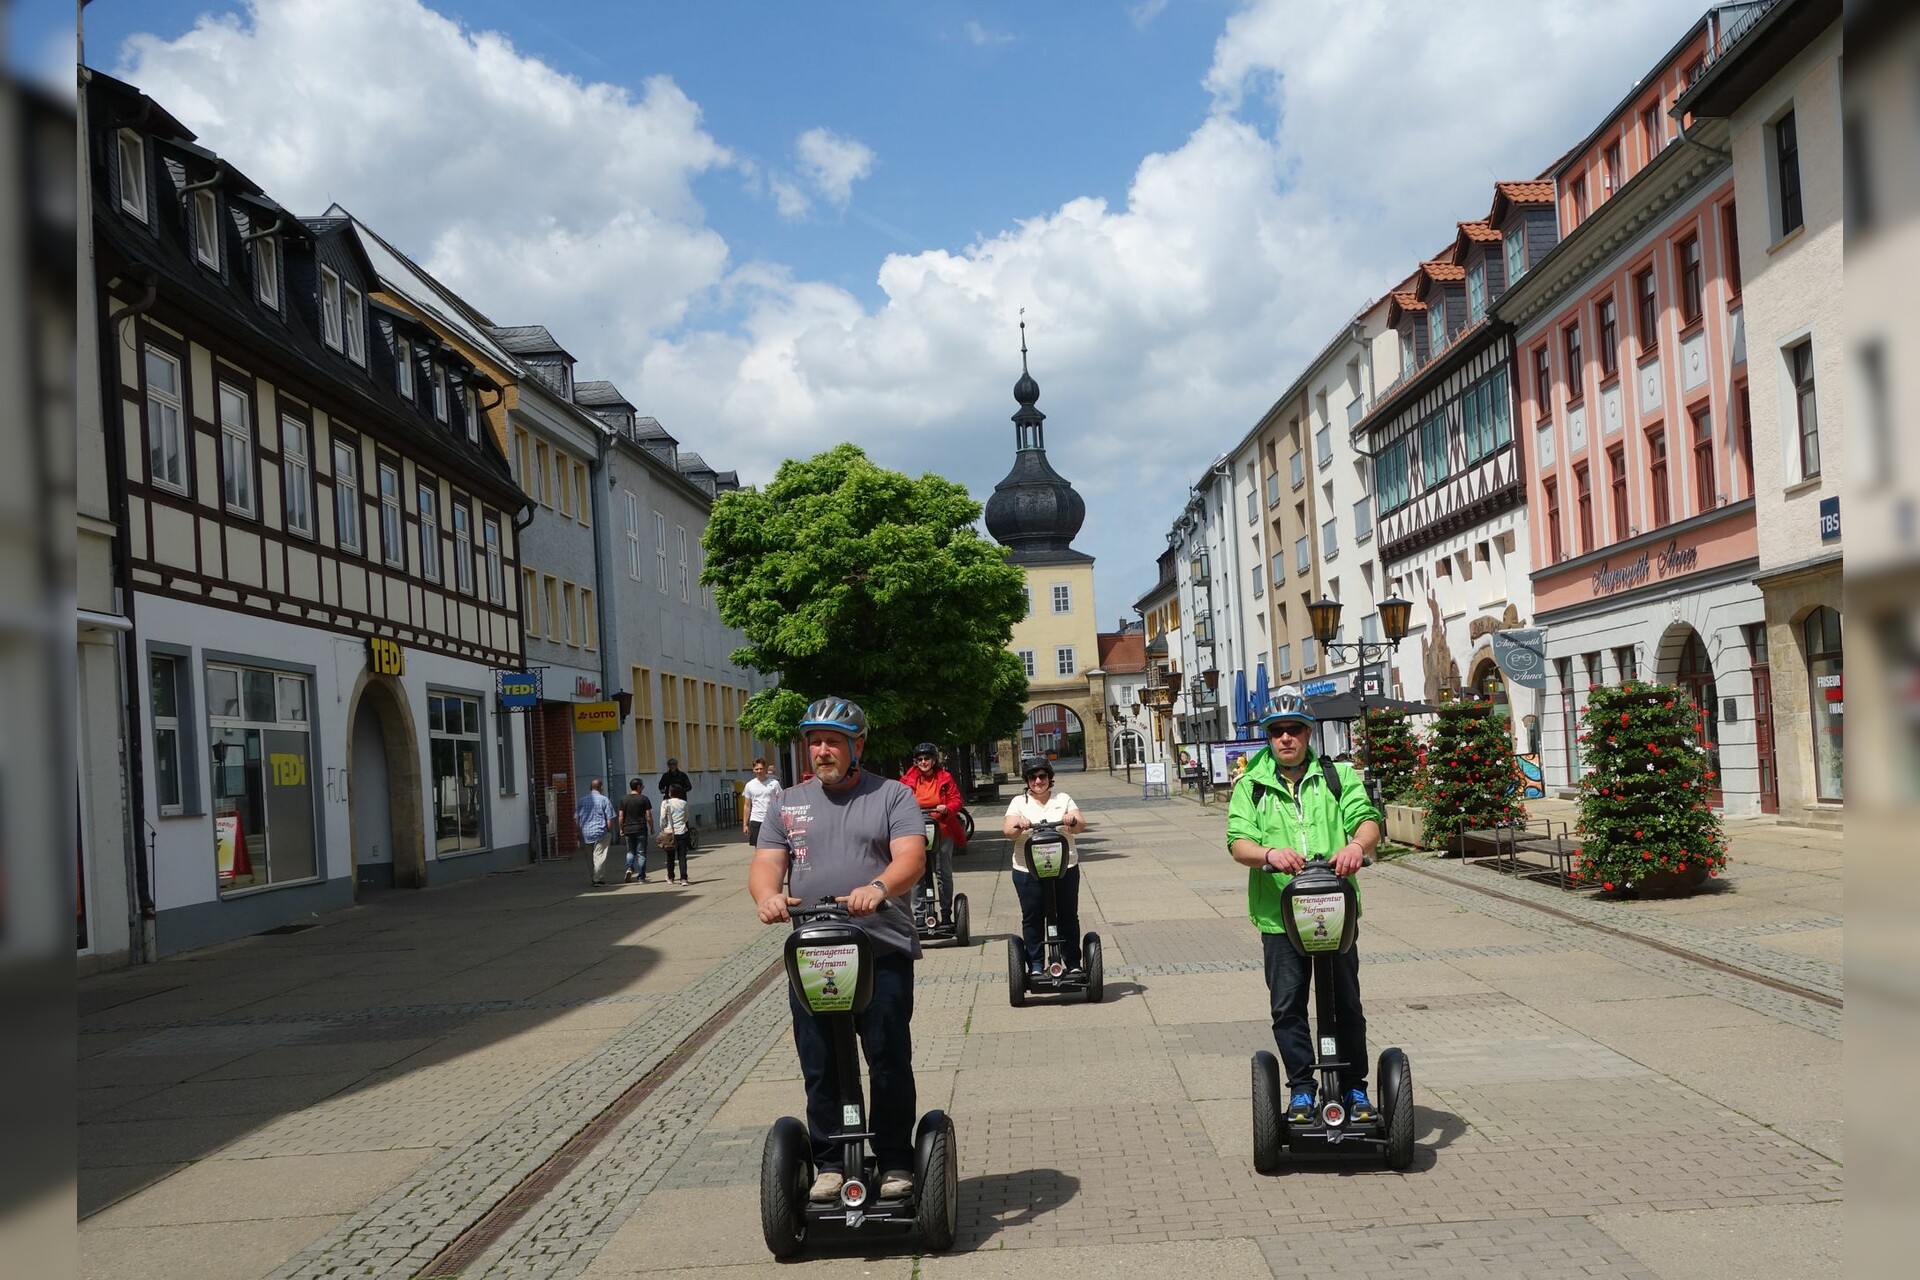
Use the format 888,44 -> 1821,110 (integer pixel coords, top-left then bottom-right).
1603,882 -> 1615,891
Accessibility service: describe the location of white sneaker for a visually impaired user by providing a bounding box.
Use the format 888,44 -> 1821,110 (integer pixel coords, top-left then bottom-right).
879,1169 -> 913,1198
808,1170 -> 844,1203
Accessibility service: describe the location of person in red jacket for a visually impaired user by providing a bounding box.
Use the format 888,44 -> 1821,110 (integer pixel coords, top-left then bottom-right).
900,742 -> 966,928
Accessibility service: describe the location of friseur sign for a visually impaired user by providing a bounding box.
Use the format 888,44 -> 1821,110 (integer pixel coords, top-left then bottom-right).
1590,538 -> 1700,597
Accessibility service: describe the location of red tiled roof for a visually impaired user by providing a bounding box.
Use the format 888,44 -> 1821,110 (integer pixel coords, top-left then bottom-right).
1495,180 -> 1555,204
1421,260 -> 1466,282
1389,290 -> 1426,311
1097,632 -> 1147,673
1456,220 -> 1501,243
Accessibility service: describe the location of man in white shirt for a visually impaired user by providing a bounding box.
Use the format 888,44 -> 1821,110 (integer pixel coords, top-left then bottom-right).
741,758 -> 783,847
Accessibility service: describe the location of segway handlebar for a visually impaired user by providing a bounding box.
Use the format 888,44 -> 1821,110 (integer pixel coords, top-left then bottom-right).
1259,854 -> 1375,876
787,897 -> 855,924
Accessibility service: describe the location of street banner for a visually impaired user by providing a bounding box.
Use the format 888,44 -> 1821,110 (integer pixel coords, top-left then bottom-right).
1491,628 -> 1548,689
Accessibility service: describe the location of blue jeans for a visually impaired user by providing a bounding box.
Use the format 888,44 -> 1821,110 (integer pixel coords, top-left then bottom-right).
1013,865 -> 1081,969
789,949 -> 916,1174
625,833 -> 648,878
1260,929 -> 1367,1094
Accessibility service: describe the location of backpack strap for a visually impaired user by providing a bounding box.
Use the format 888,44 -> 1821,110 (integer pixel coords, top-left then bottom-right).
1319,755 -> 1343,803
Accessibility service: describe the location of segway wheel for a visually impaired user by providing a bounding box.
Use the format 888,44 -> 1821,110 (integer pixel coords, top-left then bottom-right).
959,808 -> 976,842
953,894 -> 971,947
759,1116 -> 810,1257
1379,1047 -> 1415,1171
913,1110 -> 959,1252
1006,937 -> 1027,1008
1082,932 -> 1104,1004
1251,1051 -> 1285,1174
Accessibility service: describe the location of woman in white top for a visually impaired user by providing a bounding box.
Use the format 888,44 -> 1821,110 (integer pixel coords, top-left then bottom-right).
1002,760 -> 1087,975
659,784 -> 692,884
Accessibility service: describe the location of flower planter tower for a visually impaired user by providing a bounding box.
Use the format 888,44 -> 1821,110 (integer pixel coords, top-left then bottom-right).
1573,680 -> 1729,895
1415,699 -> 1527,852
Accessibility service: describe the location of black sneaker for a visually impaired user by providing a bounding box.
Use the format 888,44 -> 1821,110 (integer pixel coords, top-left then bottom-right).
1286,1089 -> 1316,1123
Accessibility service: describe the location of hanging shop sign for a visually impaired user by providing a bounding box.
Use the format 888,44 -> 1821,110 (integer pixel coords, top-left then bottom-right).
573,700 -> 620,733
1590,538 -> 1701,597
496,669 -> 542,709
575,676 -> 600,698
1491,628 -> 1549,690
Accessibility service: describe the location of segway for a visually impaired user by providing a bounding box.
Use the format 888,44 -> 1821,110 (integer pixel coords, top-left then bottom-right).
913,812 -> 970,946
760,899 -> 959,1258
1006,821 -> 1103,1006
1250,859 -> 1413,1172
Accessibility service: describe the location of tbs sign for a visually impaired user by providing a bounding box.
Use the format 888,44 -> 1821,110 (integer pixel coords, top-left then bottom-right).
1818,497 -> 1840,544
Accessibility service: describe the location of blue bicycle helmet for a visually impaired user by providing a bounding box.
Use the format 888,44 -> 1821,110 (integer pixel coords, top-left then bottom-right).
1258,685 -> 1317,731
797,696 -> 868,740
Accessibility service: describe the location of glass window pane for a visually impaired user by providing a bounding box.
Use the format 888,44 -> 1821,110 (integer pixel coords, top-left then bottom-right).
151,654 -> 177,719
243,668 -> 276,722
277,674 -> 308,723
206,667 -> 241,719
154,727 -> 182,811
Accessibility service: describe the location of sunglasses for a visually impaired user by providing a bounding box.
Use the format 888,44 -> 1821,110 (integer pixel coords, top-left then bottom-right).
1267,724 -> 1310,738
914,753 -> 935,761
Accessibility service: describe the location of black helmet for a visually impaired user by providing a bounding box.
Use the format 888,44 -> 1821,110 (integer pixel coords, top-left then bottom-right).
1023,759 -> 1055,781
912,742 -> 939,758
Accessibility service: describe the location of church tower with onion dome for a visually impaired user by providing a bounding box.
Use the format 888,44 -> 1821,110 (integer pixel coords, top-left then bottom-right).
987,323 -> 1104,772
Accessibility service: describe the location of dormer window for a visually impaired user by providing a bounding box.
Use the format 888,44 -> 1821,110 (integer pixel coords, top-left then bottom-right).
1467,262 -> 1486,321
117,130 -> 147,222
1428,304 -> 1447,354
464,387 -> 480,443
433,366 -> 449,422
253,235 -> 279,309
320,267 -> 343,349
343,284 -> 365,365
396,337 -> 415,399
193,190 -> 220,269
1505,226 -> 1525,283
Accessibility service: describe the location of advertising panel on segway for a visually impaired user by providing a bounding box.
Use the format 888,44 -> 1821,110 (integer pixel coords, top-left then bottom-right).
913,811 -> 970,946
761,899 -> 959,1257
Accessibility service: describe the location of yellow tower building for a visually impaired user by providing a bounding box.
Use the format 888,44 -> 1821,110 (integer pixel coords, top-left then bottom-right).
986,330 -> 1103,773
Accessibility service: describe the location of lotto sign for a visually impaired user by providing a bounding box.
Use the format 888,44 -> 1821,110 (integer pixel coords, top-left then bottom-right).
1292,892 -> 1347,954
573,700 -> 620,733
1029,837 -> 1066,879
795,944 -> 859,1014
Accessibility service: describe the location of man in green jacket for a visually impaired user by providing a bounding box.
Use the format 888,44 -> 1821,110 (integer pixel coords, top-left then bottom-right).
1227,687 -> 1383,1124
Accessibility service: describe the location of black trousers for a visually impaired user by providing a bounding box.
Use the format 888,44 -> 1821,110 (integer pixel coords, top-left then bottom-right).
1261,929 -> 1368,1094
1013,865 -> 1082,969
662,832 -> 691,880
789,950 -> 916,1173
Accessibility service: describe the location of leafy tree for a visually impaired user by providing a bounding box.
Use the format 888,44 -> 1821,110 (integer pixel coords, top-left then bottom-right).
1412,699 -> 1526,849
703,444 -> 1030,762
1572,681 -> 1728,893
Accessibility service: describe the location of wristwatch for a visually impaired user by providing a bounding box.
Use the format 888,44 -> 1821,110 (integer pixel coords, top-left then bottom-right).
868,879 -> 888,896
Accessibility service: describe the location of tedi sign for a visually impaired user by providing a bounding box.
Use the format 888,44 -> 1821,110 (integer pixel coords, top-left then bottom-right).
1590,538 -> 1700,597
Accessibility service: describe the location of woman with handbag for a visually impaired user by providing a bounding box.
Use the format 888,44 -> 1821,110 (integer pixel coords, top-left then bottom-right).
659,783 -> 693,884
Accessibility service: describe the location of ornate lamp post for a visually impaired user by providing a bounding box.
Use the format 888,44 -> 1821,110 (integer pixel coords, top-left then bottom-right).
1306,594 -> 1413,808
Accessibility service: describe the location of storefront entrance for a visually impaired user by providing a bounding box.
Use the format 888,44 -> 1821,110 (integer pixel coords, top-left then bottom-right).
348,674 -> 424,890
1676,629 -> 1723,809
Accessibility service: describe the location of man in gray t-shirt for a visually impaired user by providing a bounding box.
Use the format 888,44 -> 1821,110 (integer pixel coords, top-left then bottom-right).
750,696 -> 927,1205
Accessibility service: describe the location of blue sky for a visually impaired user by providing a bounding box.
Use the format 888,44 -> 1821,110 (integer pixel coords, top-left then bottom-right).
54,0 -> 1689,621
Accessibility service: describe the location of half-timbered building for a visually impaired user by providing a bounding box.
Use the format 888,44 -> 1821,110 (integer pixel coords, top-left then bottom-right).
89,73 -> 529,952
1355,190 -> 1556,756
1497,14 -> 1768,813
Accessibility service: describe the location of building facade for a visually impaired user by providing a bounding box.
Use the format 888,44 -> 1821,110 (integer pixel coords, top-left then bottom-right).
90,74 -> 530,953
1680,0 -> 1844,823
1500,17 -> 1767,811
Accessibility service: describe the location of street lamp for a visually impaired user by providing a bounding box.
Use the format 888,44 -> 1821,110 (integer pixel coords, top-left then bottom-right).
1305,594 -> 1414,808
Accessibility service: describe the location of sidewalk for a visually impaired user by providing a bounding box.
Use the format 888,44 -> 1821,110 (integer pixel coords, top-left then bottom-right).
79,772 -> 1841,1280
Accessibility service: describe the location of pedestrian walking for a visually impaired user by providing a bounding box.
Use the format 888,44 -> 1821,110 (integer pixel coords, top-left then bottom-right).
659,783 -> 692,884
620,778 -> 654,882
742,758 -> 783,847
575,779 -> 617,886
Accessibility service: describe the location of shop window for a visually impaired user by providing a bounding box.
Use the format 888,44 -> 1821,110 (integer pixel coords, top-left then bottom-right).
207,661 -> 317,892
149,648 -> 202,816
1804,607 -> 1844,801
429,691 -> 486,855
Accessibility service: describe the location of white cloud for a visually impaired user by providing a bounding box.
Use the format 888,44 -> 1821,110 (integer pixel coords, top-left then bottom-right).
1129,0 -> 1172,28
111,0 -> 1690,615
963,21 -> 1014,47
793,127 -> 875,208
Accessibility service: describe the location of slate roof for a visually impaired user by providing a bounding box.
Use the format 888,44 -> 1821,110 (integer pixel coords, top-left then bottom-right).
487,324 -> 573,359
573,379 -> 634,409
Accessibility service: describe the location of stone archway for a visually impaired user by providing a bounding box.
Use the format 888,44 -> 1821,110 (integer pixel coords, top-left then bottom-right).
346,672 -> 426,890
1020,701 -> 1090,772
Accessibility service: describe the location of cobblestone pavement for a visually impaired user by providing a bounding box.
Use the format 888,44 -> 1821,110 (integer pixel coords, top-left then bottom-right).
79,777 -> 1843,1279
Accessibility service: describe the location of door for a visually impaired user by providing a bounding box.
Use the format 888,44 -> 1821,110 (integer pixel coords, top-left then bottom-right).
1747,625 -> 1779,814
1678,631 -> 1723,809
351,706 -> 393,888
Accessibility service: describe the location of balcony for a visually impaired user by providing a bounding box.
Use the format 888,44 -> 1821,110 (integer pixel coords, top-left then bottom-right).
1289,451 -> 1305,489
1353,496 -> 1373,542
1316,424 -> 1332,469
1265,472 -> 1282,508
